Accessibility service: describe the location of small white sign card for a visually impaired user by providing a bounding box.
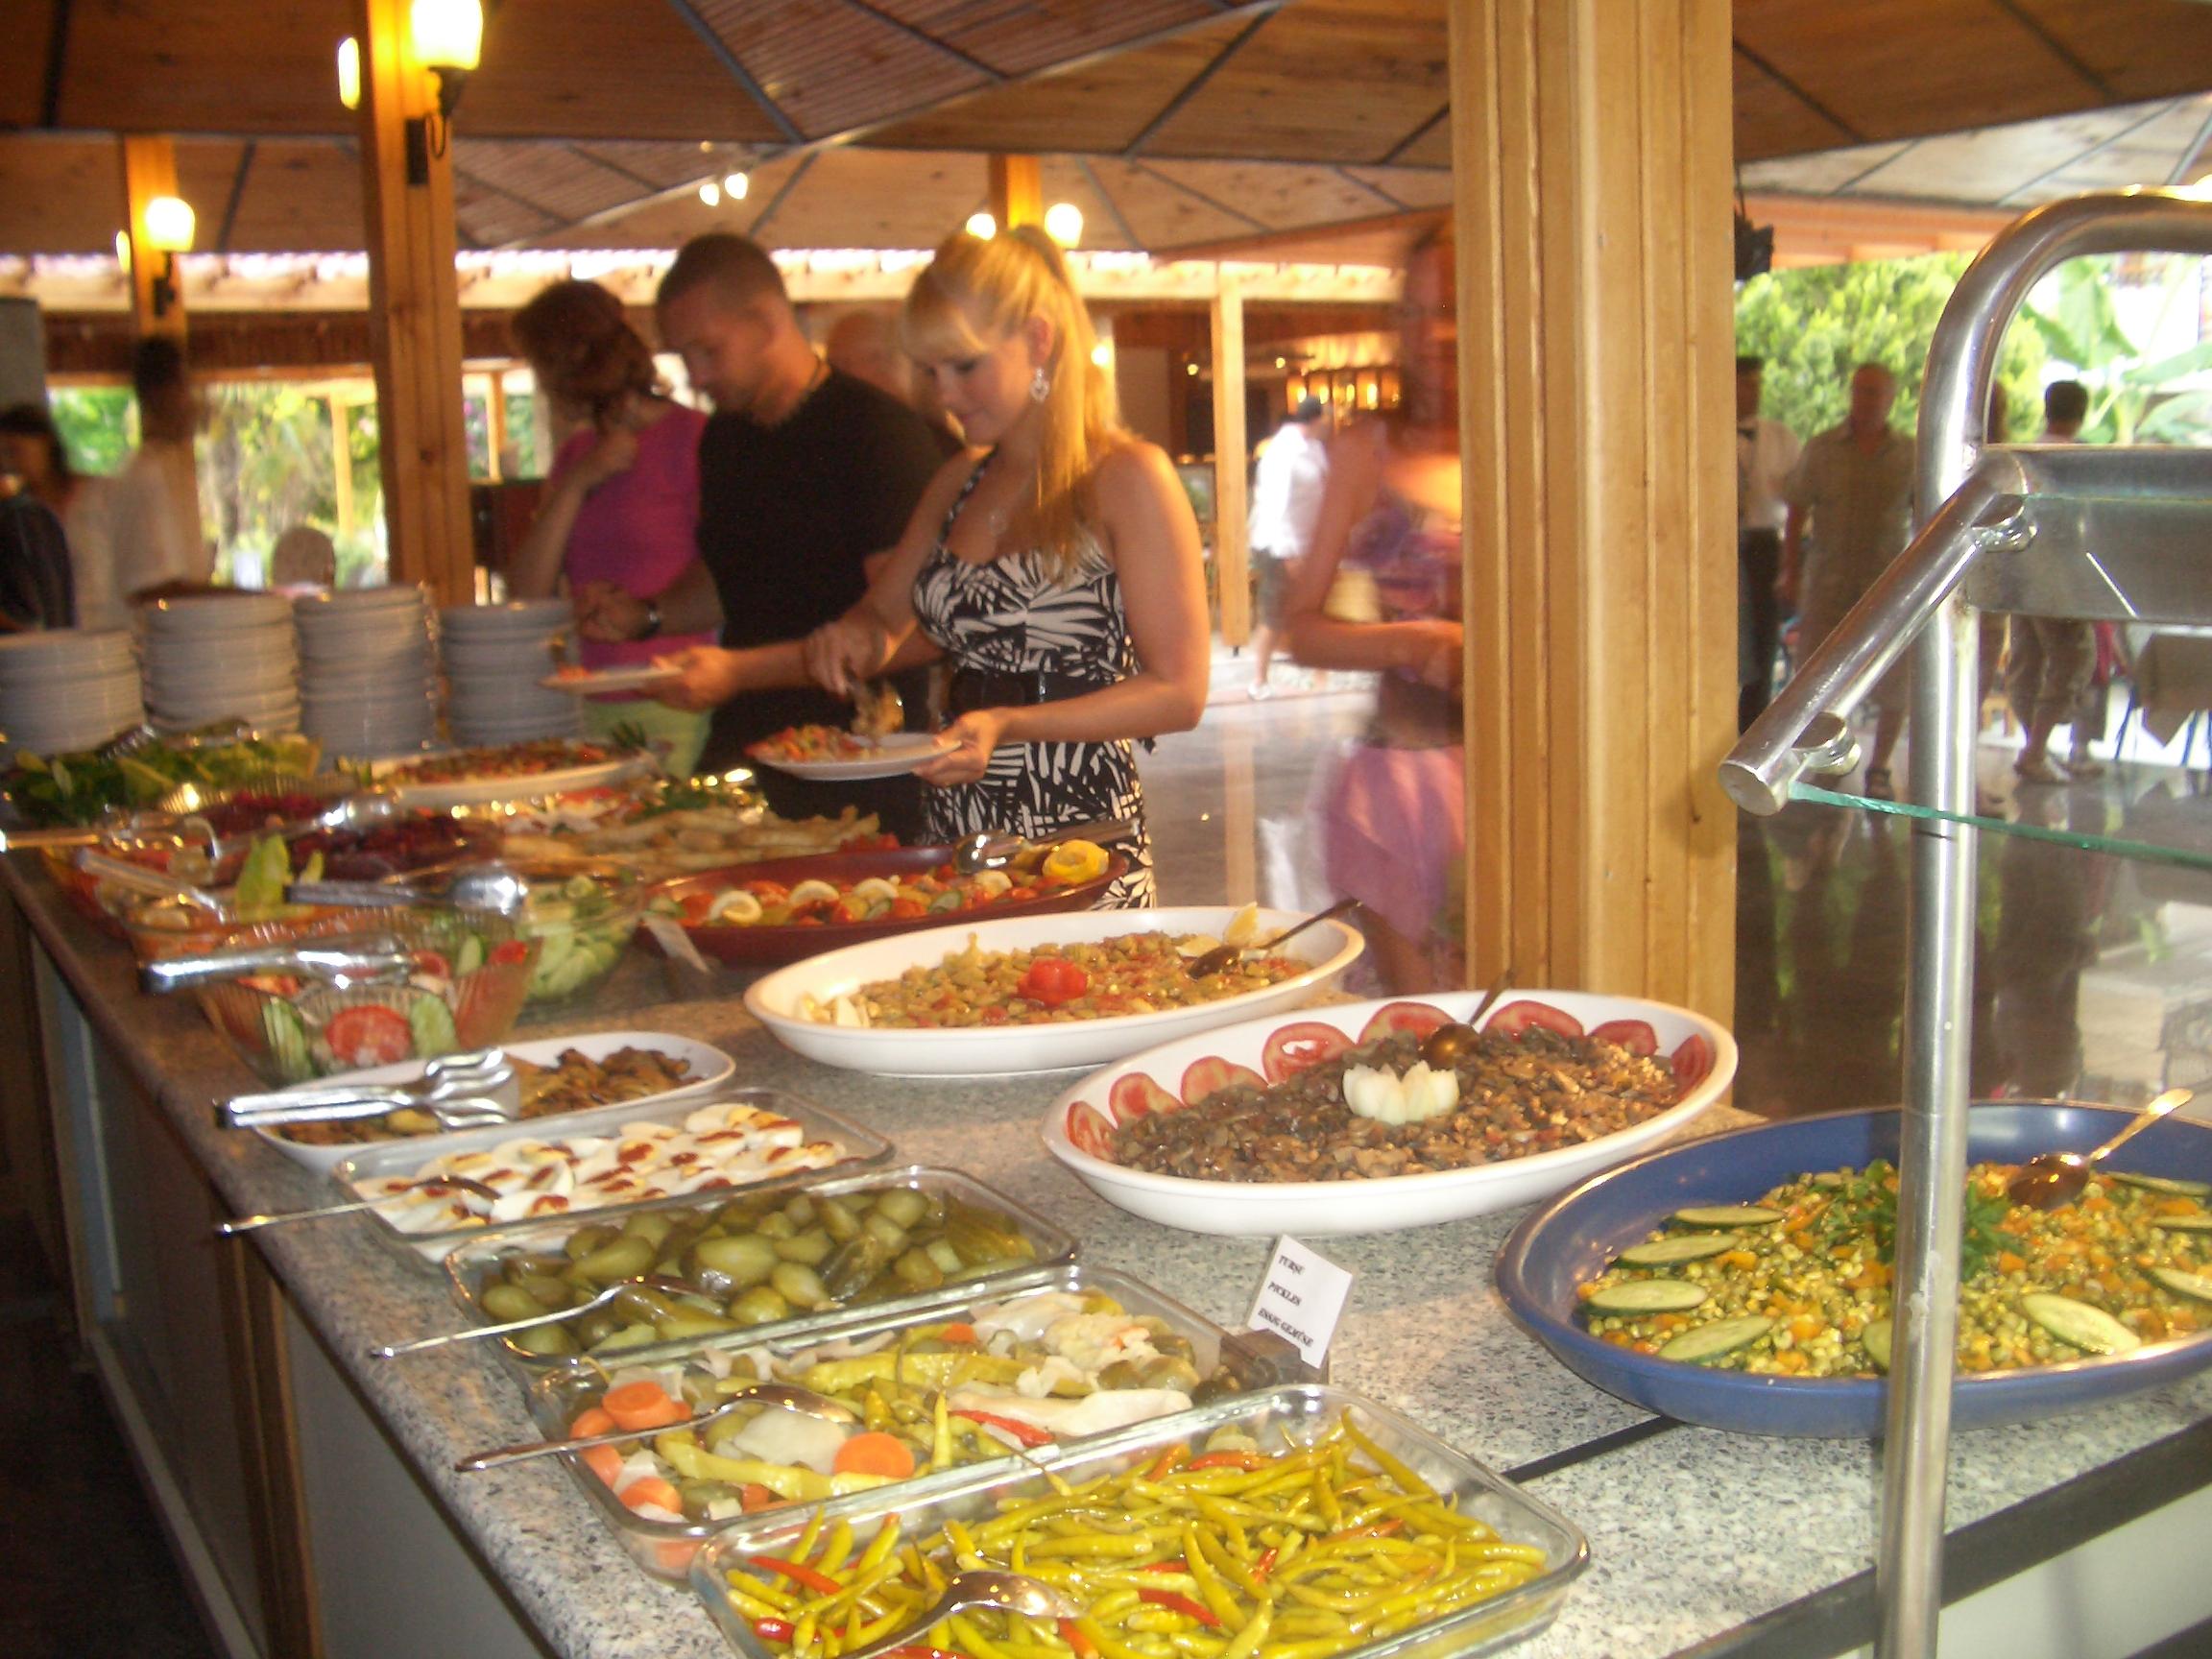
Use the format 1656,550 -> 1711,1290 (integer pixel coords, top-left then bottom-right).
1246,1234 -> 1356,1367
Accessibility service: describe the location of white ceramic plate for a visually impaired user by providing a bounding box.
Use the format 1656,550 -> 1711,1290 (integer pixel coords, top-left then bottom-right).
745,731 -> 953,781
744,904 -> 1365,1077
1041,988 -> 1738,1237
249,1029 -> 737,1175
375,749 -> 654,809
540,663 -> 681,695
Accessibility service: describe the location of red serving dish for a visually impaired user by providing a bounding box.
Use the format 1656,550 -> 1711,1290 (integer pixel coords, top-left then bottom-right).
643,845 -> 1125,966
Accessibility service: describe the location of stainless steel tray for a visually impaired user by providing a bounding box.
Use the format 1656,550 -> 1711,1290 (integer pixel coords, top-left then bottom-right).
520,1262 -> 1309,1579
335,1085 -> 890,1265
690,1382 -> 1589,1659
440,1165 -> 1076,1368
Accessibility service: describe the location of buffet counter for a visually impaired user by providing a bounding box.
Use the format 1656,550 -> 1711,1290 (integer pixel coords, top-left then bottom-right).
7,854 -> 2211,1659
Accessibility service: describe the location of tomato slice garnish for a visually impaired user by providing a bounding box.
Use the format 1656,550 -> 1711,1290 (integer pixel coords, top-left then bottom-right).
323,1004 -> 414,1069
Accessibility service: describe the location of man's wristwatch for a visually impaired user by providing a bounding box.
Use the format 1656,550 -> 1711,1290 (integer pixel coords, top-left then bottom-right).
638,598 -> 662,640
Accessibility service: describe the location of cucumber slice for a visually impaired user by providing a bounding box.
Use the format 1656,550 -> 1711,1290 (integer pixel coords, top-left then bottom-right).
1618,1233 -> 1737,1266
2150,1214 -> 2212,1234
261,998 -> 315,1083
453,933 -> 487,976
1586,1280 -> 1708,1314
1862,1315 -> 1892,1372
2020,1292 -> 2141,1356
406,995 -> 458,1059
2150,1267 -> 2212,1304
2108,1171 -> 2211,1198
1671,1205 -> 1783,1229
1658,1315 -> 1772,1365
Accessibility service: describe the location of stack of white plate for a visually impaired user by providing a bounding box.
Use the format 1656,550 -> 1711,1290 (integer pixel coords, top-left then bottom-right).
138,592 -> 300,733
440,600 -> 582,746
0,629 -> 144,755
295,586 -> 439,760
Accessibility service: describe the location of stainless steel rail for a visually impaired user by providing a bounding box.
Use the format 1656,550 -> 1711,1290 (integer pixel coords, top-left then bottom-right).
1719,188 -> 2212,1659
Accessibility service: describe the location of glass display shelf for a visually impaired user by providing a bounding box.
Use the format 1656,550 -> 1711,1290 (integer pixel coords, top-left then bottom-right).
1790,781 -> 2212,874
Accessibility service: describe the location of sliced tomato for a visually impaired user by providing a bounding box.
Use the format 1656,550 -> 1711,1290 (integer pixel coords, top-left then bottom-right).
1261,1021 -> 1355,1083
1588,1018 -> 1658,1057
1109,1071 -> 1181,1124
831,896 -> 873,924
324,1004 -> 414,1070
1065,1101 -> 1118,1158
677,890 -> 717,926
888,898 -> 927,919
1019,957 -> 1089,1006
411,949 -> 451,978
1181,1055 -> 1264,1104
1357,1000 -> 1454,1046
746,879 -> 790,902
1484,998 -> 1585,1040
1671,1033 -> 1714,1092
488,939 -> 530,967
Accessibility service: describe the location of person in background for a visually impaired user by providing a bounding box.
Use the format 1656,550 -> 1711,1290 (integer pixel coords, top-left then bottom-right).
1735,355 -> 1800,732
659,226 -> 1209,907
0,493 -> 75,631
268,525 -> 337,590
107,337 -> 212,616
0,402 -> 114,631
510,278 -> 716,778
1281,231 -> 1465,993
826,307 -> 964,456
1779,361 -> 1915,801
1245,395 -> 1330,701
582,234 -> 944,834
2008,379 -> 2102,785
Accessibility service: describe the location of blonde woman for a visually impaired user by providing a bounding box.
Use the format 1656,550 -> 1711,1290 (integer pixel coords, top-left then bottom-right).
658,227 -> 1208,904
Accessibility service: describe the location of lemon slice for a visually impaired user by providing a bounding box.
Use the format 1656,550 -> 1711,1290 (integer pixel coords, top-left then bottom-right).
1043,838 -> 1110,884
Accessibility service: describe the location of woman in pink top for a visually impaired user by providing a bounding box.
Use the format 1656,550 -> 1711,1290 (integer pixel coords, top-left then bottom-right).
511,279 -> 718,776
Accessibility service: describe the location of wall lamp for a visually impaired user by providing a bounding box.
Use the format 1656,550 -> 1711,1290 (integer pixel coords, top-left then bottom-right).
141,195 -> 196,321
339,0 -> 483,187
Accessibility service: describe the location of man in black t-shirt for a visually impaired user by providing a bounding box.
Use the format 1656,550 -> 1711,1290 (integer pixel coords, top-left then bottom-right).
0,493 -> 76,633
577,234 -> 943,836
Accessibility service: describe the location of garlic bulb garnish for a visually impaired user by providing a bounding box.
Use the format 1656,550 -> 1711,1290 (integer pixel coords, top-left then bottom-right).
1342,1062 -> 1459,1125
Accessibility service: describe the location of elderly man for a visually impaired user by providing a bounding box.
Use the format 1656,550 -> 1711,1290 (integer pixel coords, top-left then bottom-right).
579,234 -> 943,827
1735,355 -> 1800,731
1779,361 -> 1916,799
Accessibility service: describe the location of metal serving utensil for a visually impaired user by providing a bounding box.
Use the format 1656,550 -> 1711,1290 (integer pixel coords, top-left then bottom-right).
2005,1087 -> 2193,1211
951,816 -> 1136,877
217,1173 -> 501,1237
286,861 -> 533,916
455,1382 -> 858,1473
1416,963 -> 1516,1070
370,1273 -> 698,1361
221,1046 -> 517,1129
839,1572 -> 1082,1659
74,848 -> 227,912
141,937 -> 417,994
1187,897 -> 1360,979
225,1094 -> 515,1134
851,680 -> 905,741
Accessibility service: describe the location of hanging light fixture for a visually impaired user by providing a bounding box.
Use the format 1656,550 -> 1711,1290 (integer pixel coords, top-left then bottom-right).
965,212 -> 997,240
1044,202 -> 1083,246
402,0 -> 483,185
113,229 -> 132,274
699,180 -> 723,207
141,195 -> 197,321
337,37 -> 362,110
724,171 -> 750,201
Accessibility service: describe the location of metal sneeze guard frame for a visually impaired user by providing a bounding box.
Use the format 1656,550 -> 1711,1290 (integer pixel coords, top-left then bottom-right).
1722,188 -> 2212,1659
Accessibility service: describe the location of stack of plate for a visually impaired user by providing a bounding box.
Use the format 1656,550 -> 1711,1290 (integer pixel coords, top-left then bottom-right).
0,629 -> 144,755
440,600 -> 582,746
295,586 -> 439,760
138,592 -> 300,733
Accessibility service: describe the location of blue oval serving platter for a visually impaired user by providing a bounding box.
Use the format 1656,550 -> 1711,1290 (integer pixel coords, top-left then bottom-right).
1494,1101 -> 2212,1437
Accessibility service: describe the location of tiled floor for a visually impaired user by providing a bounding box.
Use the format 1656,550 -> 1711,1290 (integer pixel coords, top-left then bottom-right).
10,673 -> 2210,1656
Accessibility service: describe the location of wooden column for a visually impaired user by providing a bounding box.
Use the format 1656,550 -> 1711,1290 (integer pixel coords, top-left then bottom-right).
354,0 -> 473,606
988,155 -> 1043,230
1211,275 -> 1251,647
118,135 -> 185,341
1451,0 -> 1736,1016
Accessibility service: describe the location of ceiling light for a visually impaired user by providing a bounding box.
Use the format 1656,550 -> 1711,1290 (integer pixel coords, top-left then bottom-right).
699,180 -> 722,207
143,195 -> 196,253
1186,362 -> 1200,377
113,229 -> 132,273
1090,341 -> 1113,369
1044,202 -> 1084,246
337,36 -> 361,110
724,171 -> 750,201
966,212 -> 997,240
410,0 -> 483,72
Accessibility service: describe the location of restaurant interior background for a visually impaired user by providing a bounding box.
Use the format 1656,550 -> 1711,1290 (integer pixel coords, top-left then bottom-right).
5,2 -> 2212,1655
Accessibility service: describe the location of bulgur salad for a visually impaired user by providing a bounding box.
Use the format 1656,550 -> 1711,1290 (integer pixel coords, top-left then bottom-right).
1578,1159 -> 2212,1376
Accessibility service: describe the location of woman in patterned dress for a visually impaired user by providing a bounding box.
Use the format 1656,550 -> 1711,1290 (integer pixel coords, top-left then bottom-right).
660,228 -> 1209,906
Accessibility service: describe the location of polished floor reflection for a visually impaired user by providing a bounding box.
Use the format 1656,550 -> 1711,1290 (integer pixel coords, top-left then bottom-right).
1147,672 -> 2212,1123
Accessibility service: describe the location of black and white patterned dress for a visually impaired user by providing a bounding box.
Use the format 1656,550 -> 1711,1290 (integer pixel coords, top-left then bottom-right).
911,461 -> 1155,907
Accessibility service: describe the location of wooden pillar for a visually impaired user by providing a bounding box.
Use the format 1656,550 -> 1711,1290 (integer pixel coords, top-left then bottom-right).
1211,275 -> 1251,647
988,155 -> 1043,230
1451,0 -> 1737,1016
118,136 -> 186,341
354,0 -> 473,606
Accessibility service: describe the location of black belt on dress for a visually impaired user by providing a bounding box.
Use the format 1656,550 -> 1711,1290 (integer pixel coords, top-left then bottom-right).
946,665 -> 1113,714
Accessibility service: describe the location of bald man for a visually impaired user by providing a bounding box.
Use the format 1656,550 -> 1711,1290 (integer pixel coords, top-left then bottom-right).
825,308 -> 961,454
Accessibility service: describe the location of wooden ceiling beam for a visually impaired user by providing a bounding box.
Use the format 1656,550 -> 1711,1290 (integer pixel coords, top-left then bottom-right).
2163,100 -> 2212,186
1122,11 -> 1273,158
40,0 -> 73,130
1123,158 -> 1266,231
1990,0 -> 2117,103
1995,97 -> 2183,204
836,0 -> 1004,84
745,152 -> 815,241
661,0 -> 805,146
214,139 -> 255,253
1378,104 -> 1449,167
1731,38 -> 1866,147
1075,154 -> 1142,250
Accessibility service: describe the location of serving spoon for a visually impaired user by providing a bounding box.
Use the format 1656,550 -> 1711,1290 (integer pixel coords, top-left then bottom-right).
1187,897 -> 1359,979
217,1173 -> 501,1236
371,1273 -> 701,1360
455,1382 -> 856,1472
837,1572 -> 1082,1659
951,817 -> 1135,877
2005,1087 -> 2193,1211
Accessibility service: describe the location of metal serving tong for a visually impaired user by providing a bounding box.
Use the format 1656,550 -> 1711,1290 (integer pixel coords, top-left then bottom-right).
141,935 -> 418,995
371,1273 -> 700,1360
455,1382 -> 855,1473
218,1173 -> 501,1236
286,861 -> 532,916
951,816 -> 1136,876
75,848 -> 227,912
221,1046 -> 517,1131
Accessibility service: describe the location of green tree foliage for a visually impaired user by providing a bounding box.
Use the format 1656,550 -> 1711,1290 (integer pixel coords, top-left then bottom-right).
48,387 -> 134,476
1734,252 -> 2045,444
2020,255 -> 2212,444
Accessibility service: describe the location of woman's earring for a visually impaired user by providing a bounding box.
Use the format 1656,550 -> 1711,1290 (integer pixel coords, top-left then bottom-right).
1029,366 -> 1051,403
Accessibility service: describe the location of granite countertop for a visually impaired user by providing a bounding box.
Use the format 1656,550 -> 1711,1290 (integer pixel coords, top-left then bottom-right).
12,859 -> 2211,1659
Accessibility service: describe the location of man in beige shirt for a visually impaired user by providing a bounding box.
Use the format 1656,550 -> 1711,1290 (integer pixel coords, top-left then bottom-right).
100,337 -> 210,625
1780,361 -> 1916,799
